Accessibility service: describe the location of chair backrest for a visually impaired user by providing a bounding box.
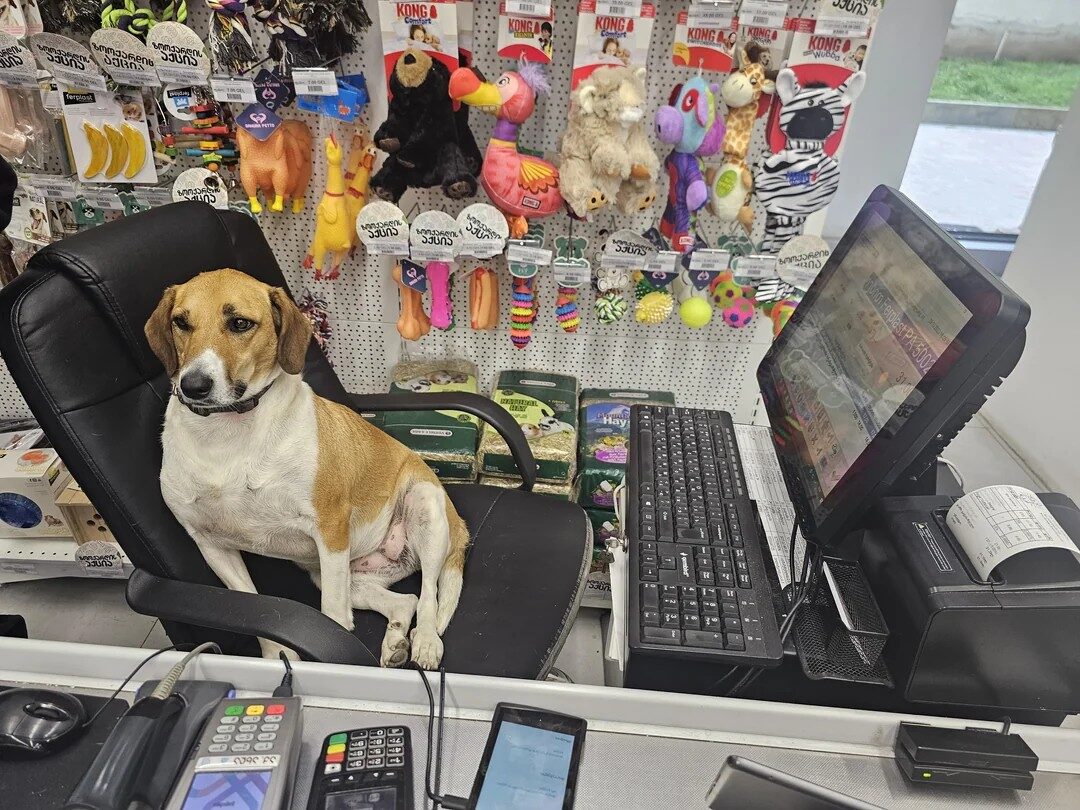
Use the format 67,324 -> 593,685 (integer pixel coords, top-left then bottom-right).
0,203 -> 348,606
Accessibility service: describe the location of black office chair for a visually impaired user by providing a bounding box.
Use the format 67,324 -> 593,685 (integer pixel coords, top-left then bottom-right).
0,202 -> 592,678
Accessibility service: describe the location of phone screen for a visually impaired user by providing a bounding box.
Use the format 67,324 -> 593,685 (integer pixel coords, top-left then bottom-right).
475,721 -> 576,809
325,787 -> 398,809
181,770 -> 270,810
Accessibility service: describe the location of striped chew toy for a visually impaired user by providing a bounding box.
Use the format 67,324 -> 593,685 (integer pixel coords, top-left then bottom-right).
100,0 -> 156,39
511,276 -> 537,349
555,285 -> 579,333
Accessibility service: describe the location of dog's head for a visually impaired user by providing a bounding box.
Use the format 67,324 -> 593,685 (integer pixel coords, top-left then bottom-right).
144,268 -> 311,409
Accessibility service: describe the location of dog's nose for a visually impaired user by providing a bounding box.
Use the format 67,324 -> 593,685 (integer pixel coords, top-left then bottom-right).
180,371 -> 214,401
403,52 -> 416,65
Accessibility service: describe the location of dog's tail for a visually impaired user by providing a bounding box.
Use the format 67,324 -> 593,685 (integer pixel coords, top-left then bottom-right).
436,496 -> 469,634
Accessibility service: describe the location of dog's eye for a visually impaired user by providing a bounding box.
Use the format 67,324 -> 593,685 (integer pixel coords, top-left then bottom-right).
172,315 -> 190,331
228,317 -> 255,334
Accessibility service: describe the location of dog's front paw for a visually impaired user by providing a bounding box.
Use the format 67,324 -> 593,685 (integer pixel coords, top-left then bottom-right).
381,627 -> 411,668
260,639 -> 299,661
410,627 -> 444,670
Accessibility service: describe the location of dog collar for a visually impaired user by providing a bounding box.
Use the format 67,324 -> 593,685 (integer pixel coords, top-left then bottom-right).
177,379 -> 276,417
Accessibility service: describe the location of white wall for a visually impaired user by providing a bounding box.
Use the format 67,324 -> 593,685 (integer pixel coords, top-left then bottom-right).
822,0 -> 958,240
981,84 -> 1080,500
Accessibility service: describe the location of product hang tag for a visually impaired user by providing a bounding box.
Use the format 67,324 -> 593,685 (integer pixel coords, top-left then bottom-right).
75,539 -> 126,579
506,241 -> 553,267
147,22 -> 210,86
643,252 -> 679,289
29,33 -> 107,91
602,229 -> 655,271
737,0 -> 788,30
505,0 -> 553,17
292,67 -> 337,96
0,34 -> 40,87
90,29 -> 160,88
814,14 -> 871,38
253,68 -> 294,110
457,203 -> 509,258
732,253 -> 776,282
171,167 -> 228,209
409,210 -> 462,262
235,103 -> 282,140
209,75 -> 257,104
686,1 -> 735,30
399,259 -> 428,293
553,256 -> 591,288
688,268 -> 723,291
26,174 -> 78,199
688,248 -> 730,273
81,186 -> 123,210
777,234 -> 830,291
132,185 -> 175,208
356,200 -> 410,256
595,0 -> 643,17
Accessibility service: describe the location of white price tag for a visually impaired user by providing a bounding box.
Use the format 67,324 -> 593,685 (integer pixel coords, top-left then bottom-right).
504,0 -> 551,17
506,242 -> 552,266
366,239 -> 409,256
136,186 -> 175,206
27,174 -> 77,198
738,0 -> 788,29
687,1 -> 735,29
688,248 -> 731,273
552,259 -> 591,287
81,188 -> 123,210
734,254 -> 777,281
595,0 -> 643,17
409,244 -> 456,262
209,76 -> 256,104
815,14 -> 870,38
644,251 -> 679,275
292,68 -> 337,96
75,540 -> 126,579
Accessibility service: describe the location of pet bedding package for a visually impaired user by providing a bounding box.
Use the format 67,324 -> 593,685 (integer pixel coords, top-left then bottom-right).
0,448 -> 73,538
576,388 -> 674,511
479,370 -> 579,483
381,358 -> 481,483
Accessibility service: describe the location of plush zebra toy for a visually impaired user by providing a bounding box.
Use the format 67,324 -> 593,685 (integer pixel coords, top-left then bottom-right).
754,69 -> 866,253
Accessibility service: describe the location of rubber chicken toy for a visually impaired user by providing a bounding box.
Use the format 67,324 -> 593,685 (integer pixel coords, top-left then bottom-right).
304,135 -> 353,280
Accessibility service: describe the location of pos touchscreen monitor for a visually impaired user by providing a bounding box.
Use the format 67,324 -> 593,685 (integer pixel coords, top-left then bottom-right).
757,186 -> 1029,550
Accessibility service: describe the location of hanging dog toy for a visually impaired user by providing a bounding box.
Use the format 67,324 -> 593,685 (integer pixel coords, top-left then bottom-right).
100,0 -> 156,39
392,262 -> 431,341
297,290 -> 332,351
41,0 -> 101,34
297,0 -> 372,65
469,267 -> 499,330
555,286 -> 579,332
206,0 -> 258,73
304,135 -> 353,280
252,0 -> 321,72
510,276 -> 538,348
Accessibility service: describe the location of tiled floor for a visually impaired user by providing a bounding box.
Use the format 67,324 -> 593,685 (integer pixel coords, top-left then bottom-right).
0,417 -> 1045,688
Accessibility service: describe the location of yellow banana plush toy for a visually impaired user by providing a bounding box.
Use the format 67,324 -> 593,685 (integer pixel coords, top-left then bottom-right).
82,122 -> 109,178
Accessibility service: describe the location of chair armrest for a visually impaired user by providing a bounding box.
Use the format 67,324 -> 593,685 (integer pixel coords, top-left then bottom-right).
126,568 -> 378,666
349,391 -> 537,491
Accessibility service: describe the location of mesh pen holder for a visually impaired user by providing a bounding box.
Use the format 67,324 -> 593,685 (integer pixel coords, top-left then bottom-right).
792,559 -> 892,687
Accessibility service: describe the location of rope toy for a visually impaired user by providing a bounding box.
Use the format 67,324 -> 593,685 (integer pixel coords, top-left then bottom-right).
594,292 -> 628,324
152,0 -> 187,23
41,0 -> 100,34
297,290 -> 332,353
555,285 -> 580,332
510,276 -> 537,349
206,0 -> 258,73
252,0 -> 321,71
298,0 -> 372,64
100,0 -> 156,40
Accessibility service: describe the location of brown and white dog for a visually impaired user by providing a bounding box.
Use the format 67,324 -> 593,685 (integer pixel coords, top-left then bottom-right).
144,268 -> 468,668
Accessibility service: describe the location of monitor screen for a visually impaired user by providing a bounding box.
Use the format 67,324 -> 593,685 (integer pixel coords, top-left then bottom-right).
768,210 -> 972,513
758,186 -> 1027,547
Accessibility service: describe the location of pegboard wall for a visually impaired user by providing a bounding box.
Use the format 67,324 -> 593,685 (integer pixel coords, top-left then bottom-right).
0,0 -> 854,421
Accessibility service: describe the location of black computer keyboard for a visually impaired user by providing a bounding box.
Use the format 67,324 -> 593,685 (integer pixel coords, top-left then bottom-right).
627,406 -> 784,667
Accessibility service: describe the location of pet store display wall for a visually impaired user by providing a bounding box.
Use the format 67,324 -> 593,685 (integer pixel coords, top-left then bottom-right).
0,0 -> 881,420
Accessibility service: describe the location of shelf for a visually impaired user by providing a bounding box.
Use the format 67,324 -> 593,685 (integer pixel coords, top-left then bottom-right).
0,536 -> 133,584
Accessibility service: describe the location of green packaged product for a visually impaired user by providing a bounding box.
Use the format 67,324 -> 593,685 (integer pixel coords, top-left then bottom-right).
381,359 -> 480,483
576,388 -> 675,510
479,476 -> 573,500
480,370 -> 579,483
585,508 -> 621,547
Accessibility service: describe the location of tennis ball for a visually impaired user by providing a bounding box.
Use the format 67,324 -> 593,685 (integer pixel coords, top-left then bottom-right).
679,296 -> 713,328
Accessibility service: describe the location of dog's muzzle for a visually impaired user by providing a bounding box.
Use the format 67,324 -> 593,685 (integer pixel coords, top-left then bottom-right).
176,378 -> 276,417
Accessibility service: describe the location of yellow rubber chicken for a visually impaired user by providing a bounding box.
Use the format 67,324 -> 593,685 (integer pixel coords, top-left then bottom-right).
344,124 -> 376,229
303,135 -> 353,281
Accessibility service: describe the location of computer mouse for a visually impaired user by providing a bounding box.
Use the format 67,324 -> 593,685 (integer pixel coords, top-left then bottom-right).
0,687 -> 86,757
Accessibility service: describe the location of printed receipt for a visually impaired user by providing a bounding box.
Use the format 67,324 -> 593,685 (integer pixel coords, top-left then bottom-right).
945,485 -> 1080,581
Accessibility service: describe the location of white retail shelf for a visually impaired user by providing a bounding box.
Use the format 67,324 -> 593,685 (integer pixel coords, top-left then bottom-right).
0,536 -> 133,584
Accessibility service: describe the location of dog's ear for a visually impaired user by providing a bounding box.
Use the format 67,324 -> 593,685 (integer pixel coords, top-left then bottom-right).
269,287 -> 311,375
145,285 -> 178,377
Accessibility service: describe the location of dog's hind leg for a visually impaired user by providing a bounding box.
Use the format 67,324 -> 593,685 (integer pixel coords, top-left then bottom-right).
350,574 -> 419,667
436,492 -> 468,635
404,482 -> 450,670
314,509 -> 356,632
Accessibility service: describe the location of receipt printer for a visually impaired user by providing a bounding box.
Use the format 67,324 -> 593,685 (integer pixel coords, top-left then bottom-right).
860,493 -> 1080,714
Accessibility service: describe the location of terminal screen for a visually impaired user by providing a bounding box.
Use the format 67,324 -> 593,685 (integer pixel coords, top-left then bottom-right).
766,211 -> 972,517
475,721 -> 575,809
181,770 -> 270,810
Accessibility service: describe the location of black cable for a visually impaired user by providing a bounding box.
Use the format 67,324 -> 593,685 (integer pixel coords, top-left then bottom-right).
80,642 -> 221,729
434,668 -> 447,805
412,664 -> 467,810
412,664 -> 441,808
272,651 -> 294,697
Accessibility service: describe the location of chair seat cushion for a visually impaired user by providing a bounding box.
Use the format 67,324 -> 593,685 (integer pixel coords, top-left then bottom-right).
244,484 -> 591,679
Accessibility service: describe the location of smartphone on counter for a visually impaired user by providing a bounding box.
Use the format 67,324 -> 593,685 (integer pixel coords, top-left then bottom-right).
466,703 -> 586,810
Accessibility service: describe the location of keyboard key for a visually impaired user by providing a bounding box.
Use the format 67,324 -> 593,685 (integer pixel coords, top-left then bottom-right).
641,583 -> 660,608
642,611 -> 660,626
701,599 -> 719,614
659,555 -> 676,570
720,588 -> 738,601
718,572 -> 735,587
703,615 -> 722,631
682,612 -> 700,629
725,633 -> 745,651
698,570 -> 715,585
710,525 -> 727,545
662,596 -> 679,611
641,553 -> 657,566
724,617 -> 742,632
662,585 -> 679,598
678,527 -> 706,542
662,611 -> 681,628
684,630 -> 725,649
738,574 -> 753,589
722,602 -> 740,616
641,564 -> 658,581
643,627 -> 681,644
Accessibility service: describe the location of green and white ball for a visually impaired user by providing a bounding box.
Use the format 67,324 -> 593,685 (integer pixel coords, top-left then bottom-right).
595,292 -> 628,324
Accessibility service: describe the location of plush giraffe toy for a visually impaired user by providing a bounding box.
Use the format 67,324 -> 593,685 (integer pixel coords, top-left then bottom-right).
304,135 -> 353,280
708,45 -> 775,233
